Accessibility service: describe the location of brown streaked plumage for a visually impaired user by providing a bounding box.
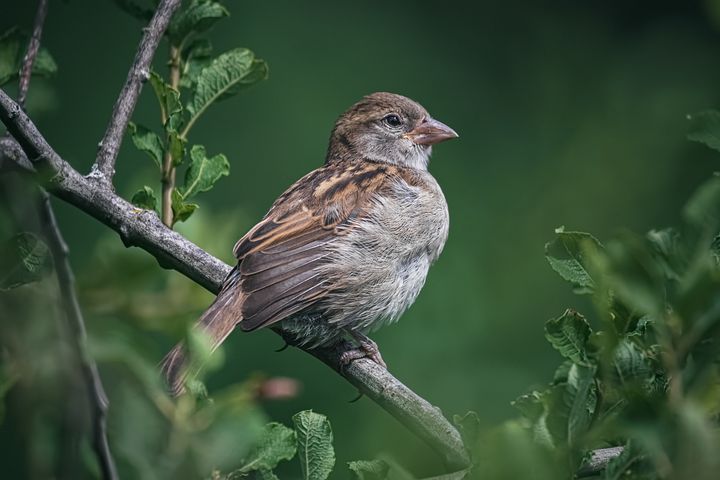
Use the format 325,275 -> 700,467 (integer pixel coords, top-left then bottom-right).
161,92 -> 458,395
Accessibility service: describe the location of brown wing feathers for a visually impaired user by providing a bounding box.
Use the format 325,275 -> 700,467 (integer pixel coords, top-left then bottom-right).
160,162 -> 395,394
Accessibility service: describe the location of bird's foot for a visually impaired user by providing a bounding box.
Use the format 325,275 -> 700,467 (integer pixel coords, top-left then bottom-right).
339,331 -> 387,369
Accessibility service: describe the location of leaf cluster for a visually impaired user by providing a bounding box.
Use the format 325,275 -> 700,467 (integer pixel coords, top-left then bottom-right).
506,130 -> 720,478
125,0 -> 268,226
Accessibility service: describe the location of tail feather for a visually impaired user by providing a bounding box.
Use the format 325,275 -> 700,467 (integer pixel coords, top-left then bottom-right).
161,277 -> 244,396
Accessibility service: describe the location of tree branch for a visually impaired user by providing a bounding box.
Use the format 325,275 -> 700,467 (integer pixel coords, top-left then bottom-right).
37,192 -> 119,480
17,0 -> 48,107
0,87 -> 471,471
92,0 -> 182,183
577,446 -> 625,477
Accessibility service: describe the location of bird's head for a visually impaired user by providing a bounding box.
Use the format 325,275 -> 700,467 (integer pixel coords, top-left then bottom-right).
326,92 -> 458,170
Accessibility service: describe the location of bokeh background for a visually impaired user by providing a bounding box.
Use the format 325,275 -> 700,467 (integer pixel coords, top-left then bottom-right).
3,0 -> 720,478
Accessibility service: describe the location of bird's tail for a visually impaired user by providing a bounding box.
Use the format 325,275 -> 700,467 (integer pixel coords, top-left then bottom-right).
160,272 -> 244,396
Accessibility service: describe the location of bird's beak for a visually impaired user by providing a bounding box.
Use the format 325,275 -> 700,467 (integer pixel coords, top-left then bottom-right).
404,117 -> 459,146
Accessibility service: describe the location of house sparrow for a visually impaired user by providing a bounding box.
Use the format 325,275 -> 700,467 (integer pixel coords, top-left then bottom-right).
162,92 -> 457,394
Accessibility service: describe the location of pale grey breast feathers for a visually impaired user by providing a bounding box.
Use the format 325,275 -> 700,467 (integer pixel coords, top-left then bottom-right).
230,160 -> 448,340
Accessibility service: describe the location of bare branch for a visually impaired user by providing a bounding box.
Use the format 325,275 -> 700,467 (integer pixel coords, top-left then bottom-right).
92,0 -> 182,183
37,192 -> 119,480
0,87 -> 470,471
17,0 -> 48,107
577,446 -> 625,477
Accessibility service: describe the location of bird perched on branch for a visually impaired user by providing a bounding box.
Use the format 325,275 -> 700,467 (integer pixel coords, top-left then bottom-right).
162,92 -> 458,395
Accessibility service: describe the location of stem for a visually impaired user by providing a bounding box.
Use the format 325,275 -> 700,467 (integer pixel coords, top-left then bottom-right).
92,0 -> 183,184
17,0 -> 48,108
161,45 -> 181,228
38,193 -> 119,480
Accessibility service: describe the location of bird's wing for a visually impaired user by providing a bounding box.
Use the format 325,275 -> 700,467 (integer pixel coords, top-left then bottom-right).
232,161 -> 397,331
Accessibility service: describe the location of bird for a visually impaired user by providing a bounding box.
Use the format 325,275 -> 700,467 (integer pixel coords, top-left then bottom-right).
161,92 -> 458,395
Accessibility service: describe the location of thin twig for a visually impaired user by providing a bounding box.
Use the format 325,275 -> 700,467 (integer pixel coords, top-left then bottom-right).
92,0 -> 182,183
0,87 -> 470,471
17,0 -> 48,107
38,193 -> 119,480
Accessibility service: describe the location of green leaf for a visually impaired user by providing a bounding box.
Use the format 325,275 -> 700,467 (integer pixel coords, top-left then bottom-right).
180,38 -> 213,89
646,228 -> 683,280
452,411 -> 481,450
611,338 -> 653,388
148,71 -> 183,132
563,364 -> 597,446
0,232 -> 51,290
683,175 -> 720,229
127,123 -> 163,169
348,460 -> 390,480
544,309 -> 592,365
687,110 -> 720,153
545,227 -> 604,294
168,131 -> 187,167
171,188 -> 198,225
130,186 -> 157,211
0,27 -> 57,86
185,48 -> 268,133
181,144 -> 229,200
292,410 -> 335,480
168,0 -> 229,46
237,422 -> 296,474
111,0 -> 154,21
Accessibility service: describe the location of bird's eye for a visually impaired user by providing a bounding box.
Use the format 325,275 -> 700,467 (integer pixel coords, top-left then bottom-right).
383,114 -> 402,127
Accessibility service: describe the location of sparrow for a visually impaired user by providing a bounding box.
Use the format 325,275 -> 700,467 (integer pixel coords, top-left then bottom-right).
162,92 -> 458,395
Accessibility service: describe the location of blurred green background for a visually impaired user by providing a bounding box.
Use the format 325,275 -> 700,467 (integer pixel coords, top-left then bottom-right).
3,0 -> 720,478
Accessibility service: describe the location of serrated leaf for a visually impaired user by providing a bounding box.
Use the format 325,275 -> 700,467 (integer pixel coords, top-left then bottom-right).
128,123 -> 163,169
180,38 -> 213,89
171,188 -> 198,225
168,0 -> 229,45
544,309 -> 592,365
563,364 -> 597,446
611,338 -> 653,388
181,144 -> 229,200
112,0 -> 154,21
687,110 -> 720,153
348,460 -> 390,480
186,48 -> 268,132
234,422 -> 296,475
292,410 -> 335,480
0,27 -> 56,86
148,71 -> 183,132
130,186 -> 157,211
0,232 -> 51,290
545,227 -> 604,293
452,411 -> 481,450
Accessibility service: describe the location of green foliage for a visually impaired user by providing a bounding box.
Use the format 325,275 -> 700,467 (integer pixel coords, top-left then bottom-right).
0,232 -> 51,290
348,460 -> 391,480
505,166 -> 720,478
130,185 -> 158,211
181,145 -> 230,200
544,227 -> 603,294
185,48 -> 268,131
124,1 -> 266,227
231,422 -> 296,478
128,122 -> 164,169
293,410 -> 336,480
0,27 -> 57,86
